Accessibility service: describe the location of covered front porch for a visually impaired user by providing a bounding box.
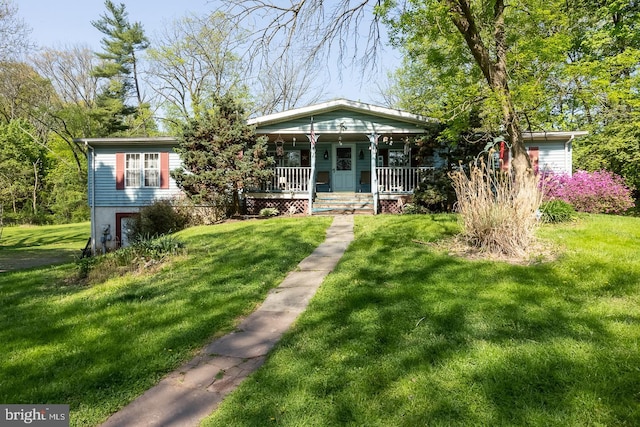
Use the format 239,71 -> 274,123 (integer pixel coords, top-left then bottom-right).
246,99 -> 437,214
258,165 -> 435,195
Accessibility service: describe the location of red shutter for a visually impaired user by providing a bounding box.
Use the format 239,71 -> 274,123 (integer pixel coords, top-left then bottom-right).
160,152 -> 170,189
116,153 -> 125,190
499,142 -> 510,171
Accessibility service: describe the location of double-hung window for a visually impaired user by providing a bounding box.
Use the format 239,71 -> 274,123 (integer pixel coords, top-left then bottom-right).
124,153 -> 160,188
125,154 -> 141,187
388,149 -> 409,167
144,153 -> 160,187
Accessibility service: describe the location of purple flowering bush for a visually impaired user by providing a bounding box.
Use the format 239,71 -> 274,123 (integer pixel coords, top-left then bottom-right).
541,170 -> 635,214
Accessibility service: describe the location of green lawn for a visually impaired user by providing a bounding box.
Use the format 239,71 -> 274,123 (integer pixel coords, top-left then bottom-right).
0,222 -> 91,271
0,217 -> 332,426
2,215 -> 639,426
203,214 -> 640,426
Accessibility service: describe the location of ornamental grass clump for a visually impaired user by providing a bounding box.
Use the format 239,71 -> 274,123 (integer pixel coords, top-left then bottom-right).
542,170 -> 634,214
450,159 -> 542,257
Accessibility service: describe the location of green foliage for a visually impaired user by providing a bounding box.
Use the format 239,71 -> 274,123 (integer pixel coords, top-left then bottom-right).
44,137 -> 89,223
386,0 -> 571,137
82,234 -> 186,282
91,0 -> 151,135
0,119 -> 47,224
539,199 -> 576,223
74,256 -> 96,279
172,94 -> 273,217
412,125 -> 486,212
259,207 -> 279,217
385,0 -> 640,195
575,121 -> 640,199
127,200 -> 189,241
401,203 -> 428,214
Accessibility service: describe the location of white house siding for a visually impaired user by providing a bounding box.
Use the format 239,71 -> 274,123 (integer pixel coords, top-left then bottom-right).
524,141 -> 572,175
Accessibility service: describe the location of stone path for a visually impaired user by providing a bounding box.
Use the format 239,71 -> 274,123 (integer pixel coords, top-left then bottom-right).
101,215 -> 354,427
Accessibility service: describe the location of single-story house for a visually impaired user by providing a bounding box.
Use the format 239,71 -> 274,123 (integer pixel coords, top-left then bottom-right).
79,98 -> 586,253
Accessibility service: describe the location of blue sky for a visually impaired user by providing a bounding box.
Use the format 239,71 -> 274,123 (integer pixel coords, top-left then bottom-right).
18,0 -> 396,105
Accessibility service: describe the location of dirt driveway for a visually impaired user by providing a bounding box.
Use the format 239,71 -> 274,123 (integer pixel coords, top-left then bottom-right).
0,249 -> 79,273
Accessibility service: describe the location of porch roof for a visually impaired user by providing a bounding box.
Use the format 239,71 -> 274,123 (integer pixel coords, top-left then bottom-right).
248,98 -> 437,138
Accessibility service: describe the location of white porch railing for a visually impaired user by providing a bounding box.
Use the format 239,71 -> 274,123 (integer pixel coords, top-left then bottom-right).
253,166 -> 435,194
261,167 -> 312,192
376,167 -> 435,193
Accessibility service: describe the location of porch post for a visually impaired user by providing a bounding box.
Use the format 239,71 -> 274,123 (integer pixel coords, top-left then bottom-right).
368,132 -> 380,214
306,121 -> 319,215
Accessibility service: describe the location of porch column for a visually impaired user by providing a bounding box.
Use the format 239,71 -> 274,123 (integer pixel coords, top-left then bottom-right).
368,132 -> 380,214
306,126 -> 319,215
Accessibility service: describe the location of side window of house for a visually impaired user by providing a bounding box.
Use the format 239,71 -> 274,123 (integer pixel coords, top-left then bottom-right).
283,151 -> 301,167
125,154 -> 141,187
388,149 -> 409,167
125,153 -> 160,188
269,150 -> 301,167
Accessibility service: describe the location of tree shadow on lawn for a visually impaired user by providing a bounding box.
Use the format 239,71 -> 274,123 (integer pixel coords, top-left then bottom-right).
0,218 -> 330,426
208,217 -> 640,426
0,248 -> 79,272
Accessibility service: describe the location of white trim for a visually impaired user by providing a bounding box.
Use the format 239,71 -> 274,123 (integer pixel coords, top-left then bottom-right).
248,98 -> 436,128
523,131 -> 588,141
75,137 -> 177,145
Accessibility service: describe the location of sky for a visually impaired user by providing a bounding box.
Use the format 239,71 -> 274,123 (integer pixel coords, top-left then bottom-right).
17,0 -> 397,106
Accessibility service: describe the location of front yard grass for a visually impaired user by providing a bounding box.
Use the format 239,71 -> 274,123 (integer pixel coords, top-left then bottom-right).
0,217 -> 332,426
0,222 -> 90,271
203,214 -> 640,426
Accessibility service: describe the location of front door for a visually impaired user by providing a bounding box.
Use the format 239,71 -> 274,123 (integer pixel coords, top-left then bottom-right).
333,144 -> 356,191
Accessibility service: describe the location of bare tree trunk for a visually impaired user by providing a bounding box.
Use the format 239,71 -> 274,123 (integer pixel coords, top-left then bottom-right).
445,0 -> 532,184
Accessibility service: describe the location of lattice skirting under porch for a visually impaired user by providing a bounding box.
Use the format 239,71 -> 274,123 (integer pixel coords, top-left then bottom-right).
379,196 -> 412,214
246,198 -> 309,215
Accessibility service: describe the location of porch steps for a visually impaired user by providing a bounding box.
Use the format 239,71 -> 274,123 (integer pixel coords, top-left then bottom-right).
313,192 -> 374,215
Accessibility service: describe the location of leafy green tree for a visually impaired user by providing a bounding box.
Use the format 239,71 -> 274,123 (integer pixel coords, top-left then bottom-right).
91,0 -> 151,135
0,119 -> 47,223
387,1 -> 640,198
565,1 -> 640,197
43,136 -> 89,223
171,95 -> 273,217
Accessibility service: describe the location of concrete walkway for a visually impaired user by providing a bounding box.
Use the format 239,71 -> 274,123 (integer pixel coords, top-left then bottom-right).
101,215 -> 354,427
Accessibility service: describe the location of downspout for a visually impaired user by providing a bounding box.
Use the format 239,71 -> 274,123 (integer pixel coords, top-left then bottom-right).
565,134 -> 575,177
85,141 -> 96,255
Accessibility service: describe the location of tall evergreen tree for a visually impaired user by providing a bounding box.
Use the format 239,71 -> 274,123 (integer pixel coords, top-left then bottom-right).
171,95 -> 273,217
91,0 -> 150,135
